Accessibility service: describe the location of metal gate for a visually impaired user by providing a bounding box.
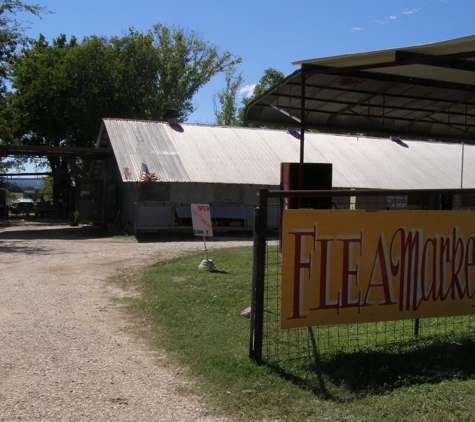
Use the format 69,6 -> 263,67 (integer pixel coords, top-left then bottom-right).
250,188 -> 475,377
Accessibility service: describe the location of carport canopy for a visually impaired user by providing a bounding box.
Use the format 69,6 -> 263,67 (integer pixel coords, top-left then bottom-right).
244,34 -> 475,142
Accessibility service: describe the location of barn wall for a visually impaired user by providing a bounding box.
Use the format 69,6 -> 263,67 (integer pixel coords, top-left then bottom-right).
132,182 -> 279,232
136,205 -> 175,228
171,183 -> 214,203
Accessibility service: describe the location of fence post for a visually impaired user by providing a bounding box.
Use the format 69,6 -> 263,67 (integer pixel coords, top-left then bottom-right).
249,188 -> 268,363
414,193 -> 440,338
249,208 -> 258,359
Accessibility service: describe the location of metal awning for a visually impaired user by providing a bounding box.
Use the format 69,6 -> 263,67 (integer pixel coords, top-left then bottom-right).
175,206 -> 252,219
244,34 -> 475,142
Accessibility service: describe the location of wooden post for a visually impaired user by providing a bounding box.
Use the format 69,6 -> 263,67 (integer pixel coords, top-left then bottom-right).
249,188 -> 268,363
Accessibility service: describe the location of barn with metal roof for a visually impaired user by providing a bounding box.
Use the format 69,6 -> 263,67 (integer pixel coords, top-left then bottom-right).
82,34 -> 475,232
90,118 -> 475,232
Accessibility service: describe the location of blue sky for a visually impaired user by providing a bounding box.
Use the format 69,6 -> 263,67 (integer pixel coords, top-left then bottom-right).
21,0 -> 474,125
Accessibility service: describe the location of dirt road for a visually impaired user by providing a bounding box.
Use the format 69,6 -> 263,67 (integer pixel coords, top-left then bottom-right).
0,220 -> 251,421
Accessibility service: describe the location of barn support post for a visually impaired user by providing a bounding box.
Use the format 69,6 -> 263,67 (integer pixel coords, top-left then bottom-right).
299,73 -> 306,192
249,208 -> 259,359
133,183 -> 139,234
249,188 -> 268,363
298,73 -> 306,210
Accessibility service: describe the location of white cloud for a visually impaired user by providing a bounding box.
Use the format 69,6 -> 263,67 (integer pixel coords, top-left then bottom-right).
358,6 -> 422,33
371,7 -> 421,26
402,8 -> 421,15
239,84 -> 256,98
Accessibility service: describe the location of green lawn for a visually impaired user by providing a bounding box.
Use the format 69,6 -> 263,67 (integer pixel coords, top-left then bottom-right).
115,245 -> 475,422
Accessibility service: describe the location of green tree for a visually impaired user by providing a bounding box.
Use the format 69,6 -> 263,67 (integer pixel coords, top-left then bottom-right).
11,25 -> 239,153
238,67 -> 285,126
0,1 -> 46,174
213,61 -> 244,126
150,24 -> 238,121
0,0 -> 46,92
11,34 -> 75,149
39,176 -> 52,197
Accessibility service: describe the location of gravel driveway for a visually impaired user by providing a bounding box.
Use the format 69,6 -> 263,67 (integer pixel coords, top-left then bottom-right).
0,219 -> 252,421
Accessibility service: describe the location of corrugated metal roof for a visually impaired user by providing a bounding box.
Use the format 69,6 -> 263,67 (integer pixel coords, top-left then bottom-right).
245,34 -> 475,141
103,119 -> 189,182
100,118 -> 475,189
294,34 -> 475,73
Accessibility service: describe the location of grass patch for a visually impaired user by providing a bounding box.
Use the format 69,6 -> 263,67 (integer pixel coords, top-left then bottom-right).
116,246 -> 475,421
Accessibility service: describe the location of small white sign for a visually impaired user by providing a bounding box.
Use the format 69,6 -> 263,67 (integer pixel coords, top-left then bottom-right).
191,204 -> 213,237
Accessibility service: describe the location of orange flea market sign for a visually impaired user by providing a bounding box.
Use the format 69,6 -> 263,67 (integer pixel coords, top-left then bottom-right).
281,210 -> 475,329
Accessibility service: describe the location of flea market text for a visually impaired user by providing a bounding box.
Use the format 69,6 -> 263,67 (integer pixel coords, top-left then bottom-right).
281,210 -> 475,329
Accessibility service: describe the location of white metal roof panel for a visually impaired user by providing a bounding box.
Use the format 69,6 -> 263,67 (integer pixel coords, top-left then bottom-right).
293,34 -> 475,72
167,124 -> 301,185
101,119 -> 475,189
103,119 -> 190,182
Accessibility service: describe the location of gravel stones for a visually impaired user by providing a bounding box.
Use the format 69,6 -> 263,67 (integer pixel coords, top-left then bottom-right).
0,220 -> 250,421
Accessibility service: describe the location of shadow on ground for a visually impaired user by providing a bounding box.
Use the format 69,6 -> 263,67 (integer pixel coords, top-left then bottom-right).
0,218 -> 106,240
267,334 -> 475,401
0,217 -> 254,243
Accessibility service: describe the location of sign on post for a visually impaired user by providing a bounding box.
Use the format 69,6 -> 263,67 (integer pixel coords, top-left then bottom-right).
191,204 -> 213,237
191,204 -> 215,269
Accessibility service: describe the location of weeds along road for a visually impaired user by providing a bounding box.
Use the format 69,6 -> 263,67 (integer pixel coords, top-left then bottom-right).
0,219 -> 251,421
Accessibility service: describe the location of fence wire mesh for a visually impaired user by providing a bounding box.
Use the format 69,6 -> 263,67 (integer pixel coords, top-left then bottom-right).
251,189 -> 475,383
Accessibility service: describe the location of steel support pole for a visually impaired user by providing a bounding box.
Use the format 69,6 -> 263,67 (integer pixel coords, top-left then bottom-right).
249,188 -> 268,363
298,73 -> 306,210
299,73 -> 306,192
249,208 -> 259,358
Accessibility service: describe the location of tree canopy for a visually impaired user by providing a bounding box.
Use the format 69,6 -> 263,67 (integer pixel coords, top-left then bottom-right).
213,61 -> 244,126
9,25 -> 239,150
0,0 -> 45,92
213,67 -> 285,127
238,68 -> 284,126
0,1 -> 45,173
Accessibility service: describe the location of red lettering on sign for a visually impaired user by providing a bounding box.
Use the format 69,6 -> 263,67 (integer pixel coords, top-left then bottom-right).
192,208 -> 212,230
365,234 -> 397,306
339,235 -> 363,310
465,236 -> 475,298
315,238 -> 338,311
286,222 -> 475,322
289,228 -> 315,320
